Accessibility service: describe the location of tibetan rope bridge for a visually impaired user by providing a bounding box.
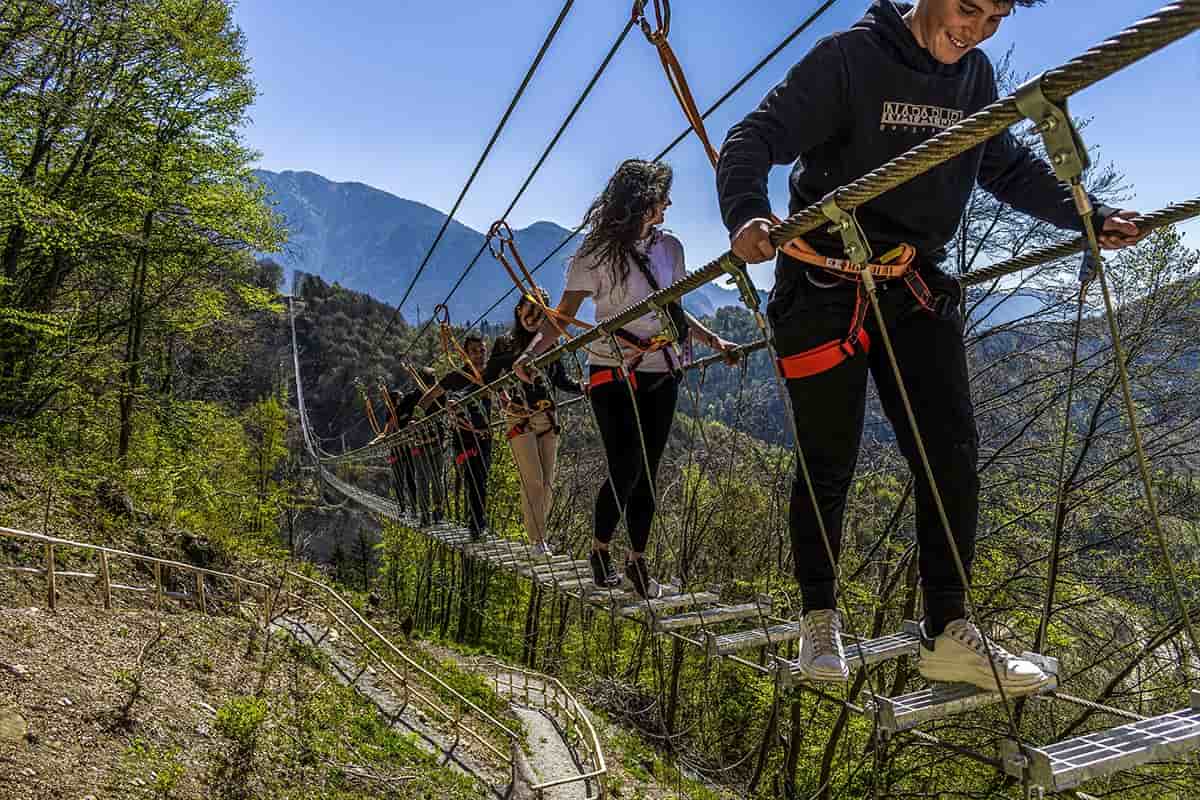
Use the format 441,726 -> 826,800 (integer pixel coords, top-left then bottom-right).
291,2 -> 1200,797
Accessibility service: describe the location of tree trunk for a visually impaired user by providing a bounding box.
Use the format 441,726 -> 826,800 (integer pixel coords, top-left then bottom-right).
783,699 -> 805,800
118,210 -> 155,460
664,636 -> 685,739
749,698 -> 780,795
522,584 -> 543,667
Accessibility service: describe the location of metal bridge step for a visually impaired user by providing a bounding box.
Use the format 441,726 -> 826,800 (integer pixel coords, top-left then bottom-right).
619,591 -> 721,619
573,582 -> 682,605
653,600 -> 773,634
517,560 -> 591,579
1000,692 -> 1200,792
871,652 -> 1058,733
488,548 -> 559,566
460,538 -> 515,556
708,622 -> 801,656
772,622 -> 922,689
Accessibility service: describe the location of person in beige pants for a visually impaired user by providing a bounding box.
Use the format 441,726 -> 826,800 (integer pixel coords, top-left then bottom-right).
483,290 -> 581,555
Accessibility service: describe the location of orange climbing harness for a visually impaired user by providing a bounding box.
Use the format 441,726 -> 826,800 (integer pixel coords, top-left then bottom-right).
586,366 -> 636,393
488,221 -> 593,341
486,220 -> 683,373
632,0 -> 934,377
504,398 -> 555,440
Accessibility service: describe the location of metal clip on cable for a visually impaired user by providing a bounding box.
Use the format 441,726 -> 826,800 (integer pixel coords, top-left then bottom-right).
1015,72 -> 1092,217
820,190 -> 874,289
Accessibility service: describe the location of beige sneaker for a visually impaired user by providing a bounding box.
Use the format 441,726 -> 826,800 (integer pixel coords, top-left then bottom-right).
918,619 -> 1050,692
798,609 -> 849,683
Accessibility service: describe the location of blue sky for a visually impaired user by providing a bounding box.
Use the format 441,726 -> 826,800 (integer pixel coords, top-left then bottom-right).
235,0 -> 1200,292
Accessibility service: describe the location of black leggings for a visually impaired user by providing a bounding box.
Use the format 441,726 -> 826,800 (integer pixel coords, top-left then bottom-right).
590,369 -> 679,554
455,434 -> 492,534
772,265 -> 977,635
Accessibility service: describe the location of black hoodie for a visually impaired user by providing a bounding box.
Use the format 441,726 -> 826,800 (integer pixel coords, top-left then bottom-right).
717,0 -> 1113,272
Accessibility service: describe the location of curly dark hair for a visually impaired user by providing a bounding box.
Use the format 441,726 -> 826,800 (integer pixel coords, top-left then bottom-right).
577,159 -> 673,287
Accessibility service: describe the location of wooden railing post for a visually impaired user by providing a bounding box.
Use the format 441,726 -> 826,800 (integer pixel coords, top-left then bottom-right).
153,562 -> 163,613
195,572 -> 207,615
45,543 -> 56,611
99,550 -> 111,610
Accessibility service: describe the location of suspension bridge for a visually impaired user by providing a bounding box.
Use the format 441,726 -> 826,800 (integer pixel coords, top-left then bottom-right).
290,2 -> 1200,797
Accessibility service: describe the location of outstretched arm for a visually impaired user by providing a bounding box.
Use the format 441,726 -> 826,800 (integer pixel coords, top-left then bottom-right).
977,76 -> 1145,251
412,385 -> 445,418
684,311 -> 739,366
516,290 -> 589,382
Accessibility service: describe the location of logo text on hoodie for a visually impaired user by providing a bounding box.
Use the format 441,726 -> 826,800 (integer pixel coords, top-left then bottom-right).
880,102 -> 963,132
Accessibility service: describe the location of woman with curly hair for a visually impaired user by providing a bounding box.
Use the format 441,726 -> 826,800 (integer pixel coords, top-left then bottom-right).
482,289 -> 582,556
519,159 -> 739,598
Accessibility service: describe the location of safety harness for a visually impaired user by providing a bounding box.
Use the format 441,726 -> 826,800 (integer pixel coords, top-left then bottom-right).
773,240 -> 933,379
486,220 -> 684,395
632,0 -> 934,379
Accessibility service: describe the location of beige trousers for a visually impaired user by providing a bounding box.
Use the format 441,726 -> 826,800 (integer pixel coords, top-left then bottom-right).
507,410 -> 558,544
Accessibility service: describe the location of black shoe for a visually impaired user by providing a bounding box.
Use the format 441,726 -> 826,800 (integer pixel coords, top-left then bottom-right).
432,508 -> 444,523
589,550 -> 620,588
625,558 -> 662,600
470,526 -> 484,543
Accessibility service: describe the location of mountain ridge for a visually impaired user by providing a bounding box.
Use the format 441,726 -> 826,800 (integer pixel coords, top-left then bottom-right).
255,169 -> 744,322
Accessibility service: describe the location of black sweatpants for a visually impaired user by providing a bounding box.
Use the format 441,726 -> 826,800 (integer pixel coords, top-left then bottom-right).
589,369 -> 679,554
454,432 -> 492,535
770,263 -> 978,635
387,448 -> 407,512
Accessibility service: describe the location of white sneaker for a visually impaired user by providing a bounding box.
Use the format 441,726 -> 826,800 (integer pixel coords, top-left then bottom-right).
533,541 -> 554,557
918,619 -> 1050,692
798,609 -> 849,682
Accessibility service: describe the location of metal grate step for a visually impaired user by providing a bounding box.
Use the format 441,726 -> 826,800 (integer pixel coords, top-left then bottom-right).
517,560 -> 592,579
871,652 -> 1058,733
772,622 -> 922,689
1001,692 -> 1200,792
619,591 -> 721,619
654,600 -> 773,634
707,622 -> 801,656
490,549 -> 561,567
574,583 -> 682,605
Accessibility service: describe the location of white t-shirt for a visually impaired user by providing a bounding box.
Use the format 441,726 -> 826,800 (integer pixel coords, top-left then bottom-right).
564,230 -> 687,373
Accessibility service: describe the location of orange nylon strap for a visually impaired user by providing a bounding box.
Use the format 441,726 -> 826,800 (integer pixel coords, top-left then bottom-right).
359,383 -> 382,436
434,304 -> 485,386
487,220 -> 593,338
403,361 -> 431,394
379,383 -> 401,432
636,0 -> 721,169
777,328 -> 872,380
587,367 -> 637,393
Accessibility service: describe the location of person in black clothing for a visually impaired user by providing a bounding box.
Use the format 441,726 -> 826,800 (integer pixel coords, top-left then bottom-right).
519,160 -> 739,598
717,0 -> 1145,690
484,289 -> 582,556
412,335 -> 492,540
392,367 -> 444,525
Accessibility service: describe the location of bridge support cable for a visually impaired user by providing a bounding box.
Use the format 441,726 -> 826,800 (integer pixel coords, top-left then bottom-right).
465,0 -> 846,334
377,0 -> 577,341
325,184 -> 1199,475
287,3 -> 1200,793
341,4 -> 1200,467
962,198 -> 1200,287
768,1 -> 1200,249
396,9 -> 643,363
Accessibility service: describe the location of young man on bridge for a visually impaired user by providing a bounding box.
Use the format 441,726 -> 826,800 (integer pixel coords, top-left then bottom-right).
717,0 -> 1144,690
